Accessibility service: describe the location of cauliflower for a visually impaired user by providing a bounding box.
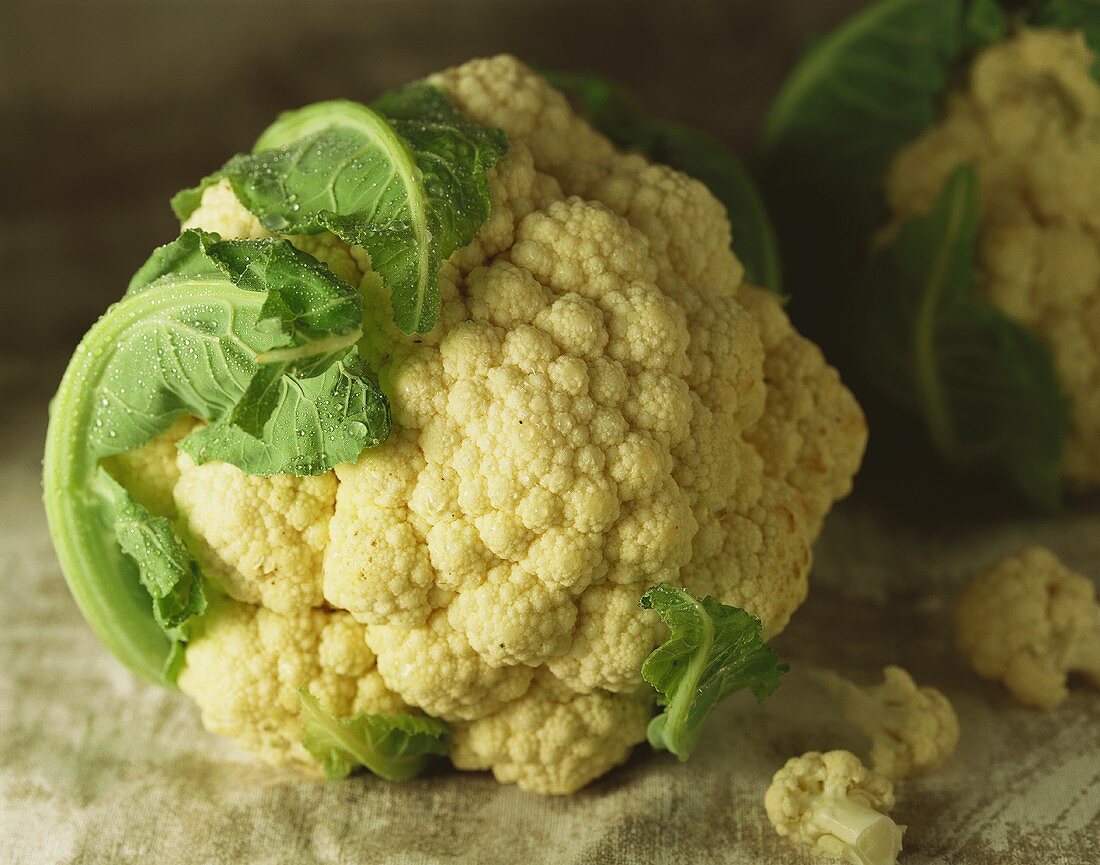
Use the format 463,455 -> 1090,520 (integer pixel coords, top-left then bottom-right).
174,56 -> 865,793
765,750 -> 905,865
174,452 -> 336,614
759,5 -> 1100,506
883,27 -> 1100,489
955,545 -> 1100,709
45,56 -> 865,795
814,666 -> 959,779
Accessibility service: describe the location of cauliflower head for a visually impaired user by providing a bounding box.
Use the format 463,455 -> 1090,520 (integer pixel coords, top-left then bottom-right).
765,750 -> 904,865
884,27 -> 1100,488
159,55 -> 865,794
816,665 -> 959,779
955,545 -> 1100,710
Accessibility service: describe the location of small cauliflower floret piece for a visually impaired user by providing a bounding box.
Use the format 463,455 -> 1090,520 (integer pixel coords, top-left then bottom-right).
884,28 -> 1100,488
765,750 -> 905,865
174,453 -> 336,614
815,666 -> 959,779
177,601 -> 407,769
451,673 -> 653,795
101,416 -> 197,517
956,546 -> 1100,709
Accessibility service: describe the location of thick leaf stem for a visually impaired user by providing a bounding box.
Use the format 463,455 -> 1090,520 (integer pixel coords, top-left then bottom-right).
912,174 -> 968,459
43,281 -> 262,682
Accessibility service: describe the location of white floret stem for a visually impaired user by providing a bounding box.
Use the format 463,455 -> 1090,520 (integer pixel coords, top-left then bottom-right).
814,670 -> 886,733
809,795 -> 904,865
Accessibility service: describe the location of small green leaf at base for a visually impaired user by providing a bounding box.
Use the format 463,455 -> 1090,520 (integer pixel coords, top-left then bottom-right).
639,584 -> 787,761
298,690 -> 451,782
857,164 -> 1067,509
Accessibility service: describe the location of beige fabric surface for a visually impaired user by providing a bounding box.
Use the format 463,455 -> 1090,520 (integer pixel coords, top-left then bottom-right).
2,356 -> 1098,864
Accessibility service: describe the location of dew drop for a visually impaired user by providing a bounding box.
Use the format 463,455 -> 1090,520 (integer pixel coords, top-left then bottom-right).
261,213 -> 290,231
344,420 -> 368,440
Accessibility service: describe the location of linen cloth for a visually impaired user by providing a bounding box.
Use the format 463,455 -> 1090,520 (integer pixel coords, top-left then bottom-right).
2,357 -> 1097,865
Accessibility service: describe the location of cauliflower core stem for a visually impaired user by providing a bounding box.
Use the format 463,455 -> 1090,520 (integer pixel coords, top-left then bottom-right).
808,797 -> 902,865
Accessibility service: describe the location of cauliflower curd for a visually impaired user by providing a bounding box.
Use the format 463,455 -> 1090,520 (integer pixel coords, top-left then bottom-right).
121,56 -> 865,794
956,545 -> 1100,709
884,27 -> 1100,488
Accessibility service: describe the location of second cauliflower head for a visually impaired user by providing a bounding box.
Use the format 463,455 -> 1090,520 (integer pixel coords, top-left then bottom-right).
884,27 -> 1100,488
131,56 -> 866,794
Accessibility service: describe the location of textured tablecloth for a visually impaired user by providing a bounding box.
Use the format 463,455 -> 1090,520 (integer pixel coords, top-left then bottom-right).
2,355 -> 1098,865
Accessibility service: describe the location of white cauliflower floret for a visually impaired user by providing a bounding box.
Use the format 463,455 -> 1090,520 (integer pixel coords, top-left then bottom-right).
956,545 -> 1100,709
177,600 -> 407,770
170,55 -> 866,792
181,179 -> 272,241
366,610 -> 535,722
546,581 -> 665,693
765,750 -> 905,865
450,672 -> 654,794
101,416 -> 197,518
173,452 -> 336,614
815,666 -> 959,779
884,27 -> 1100,488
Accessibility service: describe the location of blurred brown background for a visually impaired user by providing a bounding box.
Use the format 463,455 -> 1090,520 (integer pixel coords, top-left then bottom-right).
1,0 -> 869,360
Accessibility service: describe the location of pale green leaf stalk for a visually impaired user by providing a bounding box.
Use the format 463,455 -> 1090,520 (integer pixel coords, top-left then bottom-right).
640,584 -> 787,760
856,166 -> 1066,508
